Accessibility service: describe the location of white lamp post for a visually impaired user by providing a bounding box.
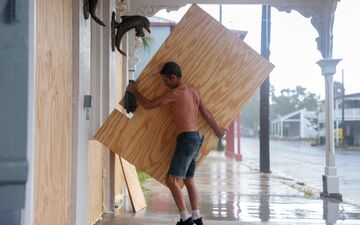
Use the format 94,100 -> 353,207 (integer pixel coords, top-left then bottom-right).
317,58 -> 342,201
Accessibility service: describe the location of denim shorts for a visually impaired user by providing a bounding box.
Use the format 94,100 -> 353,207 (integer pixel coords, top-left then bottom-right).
168,131 -> 204,178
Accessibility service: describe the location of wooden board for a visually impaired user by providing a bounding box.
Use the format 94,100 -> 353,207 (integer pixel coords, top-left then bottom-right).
88,140 -> 104,225
120,157 -> 147,212
114,155 -> 123,198
95,4 -> 274,186
34,0 -> 73,224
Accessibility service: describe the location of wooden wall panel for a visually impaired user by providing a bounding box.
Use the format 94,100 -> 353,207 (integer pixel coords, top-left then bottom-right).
95,4 -> 274,186
34,0 -> 73,224
88,140 -> 104,225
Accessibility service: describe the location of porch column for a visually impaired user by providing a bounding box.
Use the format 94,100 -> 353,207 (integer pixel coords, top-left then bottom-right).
225,115 -> 242,160
317,58 -> 342,201
236,114 -> 243,161
259,4 -> 271,173
128,30 -> 139,80
225,121 -> 235,158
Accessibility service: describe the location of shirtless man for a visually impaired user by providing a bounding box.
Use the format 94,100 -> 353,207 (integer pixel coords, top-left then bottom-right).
126,61 -> 227,225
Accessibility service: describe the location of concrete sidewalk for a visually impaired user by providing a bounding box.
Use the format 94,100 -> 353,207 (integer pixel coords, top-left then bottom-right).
97,152 -> 360,225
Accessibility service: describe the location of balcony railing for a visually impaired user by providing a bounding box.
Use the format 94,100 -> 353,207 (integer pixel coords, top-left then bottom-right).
318,108 -> 360,122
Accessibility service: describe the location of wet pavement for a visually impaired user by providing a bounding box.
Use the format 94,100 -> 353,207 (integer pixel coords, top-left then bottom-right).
97,151 -> 360,225
240,137 -> 360,205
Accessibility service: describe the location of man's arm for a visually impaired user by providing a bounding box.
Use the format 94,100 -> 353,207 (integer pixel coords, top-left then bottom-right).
199,97 -> 227,138
125,83 -> 173,109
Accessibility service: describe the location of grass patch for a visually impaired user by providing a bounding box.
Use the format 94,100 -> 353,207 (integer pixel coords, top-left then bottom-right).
137,170 -> 150,187
304,188 -> 314,198
302,137 -> 317,143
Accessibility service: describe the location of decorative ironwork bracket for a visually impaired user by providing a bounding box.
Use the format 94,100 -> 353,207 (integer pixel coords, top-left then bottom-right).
111,12 -> 151,56
273,0 -> 339,59
129,0 -> 340,59
83,0 -> 106,26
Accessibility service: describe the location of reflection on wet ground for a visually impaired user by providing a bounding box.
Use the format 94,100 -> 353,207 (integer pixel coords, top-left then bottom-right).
99,152 -> 360,225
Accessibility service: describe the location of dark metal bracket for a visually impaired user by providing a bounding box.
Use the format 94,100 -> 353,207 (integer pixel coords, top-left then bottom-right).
111,12 -> 151,56
111,11 -> 116,52
4,0 -> 18,24
83,0 -> 90,20
83,0 -> 106,27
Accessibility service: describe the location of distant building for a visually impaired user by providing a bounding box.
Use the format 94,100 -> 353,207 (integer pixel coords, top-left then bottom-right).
135,16 -> 177,78
270,108 -> 318,139
318,92 -> 360,145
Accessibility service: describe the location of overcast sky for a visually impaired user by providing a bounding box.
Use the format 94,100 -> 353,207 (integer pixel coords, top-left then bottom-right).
155,1 -> 360,99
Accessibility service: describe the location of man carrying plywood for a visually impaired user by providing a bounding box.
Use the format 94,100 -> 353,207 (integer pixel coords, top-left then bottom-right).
126,61 -> 227,225
95,4 -> 274,224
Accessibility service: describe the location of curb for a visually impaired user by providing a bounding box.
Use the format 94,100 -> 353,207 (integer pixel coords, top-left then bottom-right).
241,160 -> 360,208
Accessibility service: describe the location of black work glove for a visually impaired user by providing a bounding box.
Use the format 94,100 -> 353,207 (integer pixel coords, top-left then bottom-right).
123,80 -> 137,113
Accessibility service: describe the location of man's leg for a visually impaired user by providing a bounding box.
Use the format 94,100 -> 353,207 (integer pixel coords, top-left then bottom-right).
166,176 -> 187,212
184,177 -> 199,210
185,177 -> 203,224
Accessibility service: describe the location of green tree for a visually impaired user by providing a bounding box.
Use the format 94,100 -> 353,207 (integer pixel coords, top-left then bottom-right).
270,85 -> 320,119
240,89 -> 259,133
240,86 -> 320,134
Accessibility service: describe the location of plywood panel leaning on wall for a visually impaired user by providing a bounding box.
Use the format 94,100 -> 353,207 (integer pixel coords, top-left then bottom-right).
114,154 -> 123,204
88,140 -> 104,225
120,157 -> 147,212
95,4 -> 274,186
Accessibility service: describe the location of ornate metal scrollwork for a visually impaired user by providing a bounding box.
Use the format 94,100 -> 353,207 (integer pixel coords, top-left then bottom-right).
111,12 -> 151,56
84,0 -> 106,26
135,5 -> 186,17
274,0 -> 339,59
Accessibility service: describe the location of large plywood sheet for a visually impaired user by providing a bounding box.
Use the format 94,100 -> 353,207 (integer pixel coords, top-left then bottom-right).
120,157 -> 147,212
95,4 -> 274,185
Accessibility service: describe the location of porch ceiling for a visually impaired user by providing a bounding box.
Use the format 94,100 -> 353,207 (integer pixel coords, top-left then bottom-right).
129,0 -> 340,58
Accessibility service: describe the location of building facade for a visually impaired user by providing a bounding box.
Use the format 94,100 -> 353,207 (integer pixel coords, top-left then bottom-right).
318,93 -> 360,146
271,109 -> 318,139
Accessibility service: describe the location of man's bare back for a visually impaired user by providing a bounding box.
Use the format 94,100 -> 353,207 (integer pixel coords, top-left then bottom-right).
158,82 -> 200,135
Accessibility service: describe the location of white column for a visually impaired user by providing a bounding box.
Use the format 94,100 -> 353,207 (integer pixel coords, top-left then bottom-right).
323,199 -> 339,225
317,58 -> 342,201
300,110 -> 304,138
128,30 -> 139,80
24,0 -> 36,224
278,122 -> 280,137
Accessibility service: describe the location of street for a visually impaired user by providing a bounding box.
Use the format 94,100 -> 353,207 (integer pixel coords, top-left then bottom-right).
240,137 -> 360,205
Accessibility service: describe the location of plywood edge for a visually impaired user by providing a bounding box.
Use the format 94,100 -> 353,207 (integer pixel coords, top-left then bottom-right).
120,157 -> 147,213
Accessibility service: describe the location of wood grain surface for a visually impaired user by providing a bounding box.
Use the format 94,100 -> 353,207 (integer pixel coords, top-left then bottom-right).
120,157 -> 147,212
95,4 -> 274,186
114,155 -> 123,200
34,0 -> 73,224
88,140 -> 104,225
